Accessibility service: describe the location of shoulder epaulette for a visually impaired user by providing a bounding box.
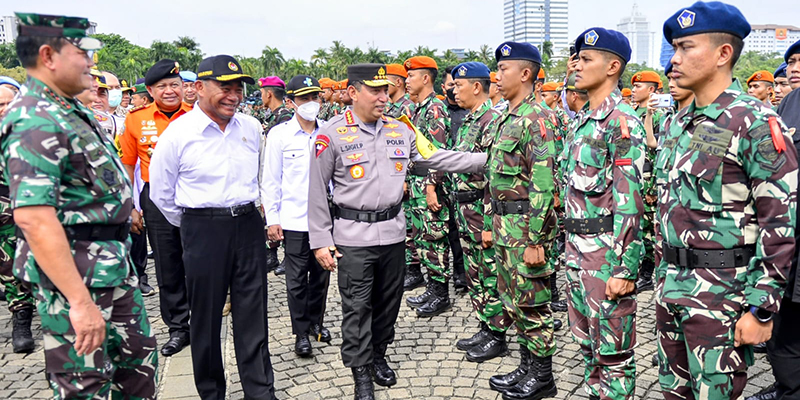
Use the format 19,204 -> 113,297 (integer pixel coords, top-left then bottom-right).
344,110 -> 357,126
128,104 -> 147,114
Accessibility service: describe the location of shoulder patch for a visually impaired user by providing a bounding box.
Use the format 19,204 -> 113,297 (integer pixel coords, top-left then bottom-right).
768,117 -> 786,153
315,134 -> 331,158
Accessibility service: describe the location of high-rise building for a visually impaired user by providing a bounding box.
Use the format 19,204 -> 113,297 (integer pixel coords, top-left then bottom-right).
0,16 -> 18,45
503,0 -> 569,57
616,3 -> 657,67
744,25 -> 800,55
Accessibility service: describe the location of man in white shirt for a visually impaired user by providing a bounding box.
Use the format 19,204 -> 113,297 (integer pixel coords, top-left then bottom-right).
264,75 -> 331,358
149,55 -> 276,400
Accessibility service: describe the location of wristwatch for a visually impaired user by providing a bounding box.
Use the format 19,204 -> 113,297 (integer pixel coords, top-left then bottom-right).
749,306 -> 774,323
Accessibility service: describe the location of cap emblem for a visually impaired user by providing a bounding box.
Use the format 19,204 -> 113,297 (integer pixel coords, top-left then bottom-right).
585,30 -> 599,46
377,67 -> 386,79
171,62 -> 180,74
678,10 -> 695,29
405,61 -> 412,69
501,44 -> 512,57
304,77 -> 313,86
756,72 -> 762,80
458,66 -> 467,77
228,62 -> 238,71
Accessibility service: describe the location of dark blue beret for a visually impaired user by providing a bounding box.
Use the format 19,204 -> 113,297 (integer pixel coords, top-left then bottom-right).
451,62 -> 491,80
785,40 -> 800,62
575,27 -> 632,63
664,57 -> 674,76
495,41 -> 542,64
775,62 -> 787,78
663,1 -> 750,44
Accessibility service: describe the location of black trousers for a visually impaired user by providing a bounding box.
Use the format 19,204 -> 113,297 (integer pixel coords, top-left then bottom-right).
141,184 -> 189,336
337,242 -> 405,367
284,230 -> 330,335
129,229 -> 147,278
767,298 -> 800,399
447,202 -> 465,278
181,210 -> 275,400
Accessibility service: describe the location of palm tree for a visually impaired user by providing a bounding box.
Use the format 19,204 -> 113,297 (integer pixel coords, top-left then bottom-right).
365,47 -> 386,64
479,44 -> 493,64
260,46 -> 285,77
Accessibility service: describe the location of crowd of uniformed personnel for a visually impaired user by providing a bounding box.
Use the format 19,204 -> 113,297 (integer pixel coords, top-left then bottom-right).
1,1 -> 800,400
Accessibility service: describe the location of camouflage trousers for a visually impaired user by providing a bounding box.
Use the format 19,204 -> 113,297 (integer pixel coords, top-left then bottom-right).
409,196 -> 451,283
565,268 -> 636,400
496,245 -> 555,357
642,211 -> 655,265
35,275 -> 158,400
655,281 -> 751,400
460,238 -> 510,332
0,223 -> 33,312
403,198 -> 420,272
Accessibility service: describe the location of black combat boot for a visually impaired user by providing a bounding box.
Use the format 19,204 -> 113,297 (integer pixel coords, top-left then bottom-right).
490,347 -> 530,392
403,265 -> 425,291
466,329 -> 507,363
456,322 -> 491,351
502,354 -> 557,400
416,280 -> 451,317
549,273 -> 568,312
553,318 -> 563,332
406,279 -> 434,309
265,247 -> 279,272
589,395 -> 600,400
12,307 -> 35,354
352,365 -> 375,400
636,259 -> 655,293
745,382 -> 777,400
371,357 -> 397,387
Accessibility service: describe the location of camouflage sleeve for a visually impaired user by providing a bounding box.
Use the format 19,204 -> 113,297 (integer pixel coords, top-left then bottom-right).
2,118 -> 67,209
482,120 -> 498,232
741,117 -> 798,312
608,116 -> 645,279
525,118 -> 555,246
423,104 -> 451,187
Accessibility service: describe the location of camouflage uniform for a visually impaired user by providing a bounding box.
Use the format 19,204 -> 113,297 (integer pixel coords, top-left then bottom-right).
564,90 -> 645,399
409,93 -> 452,283
0,190 -> 33,312
487,92 -> 557,355
634,106 -> 663,279
384,94 -> 416,120
0,77 -> 158,399
540,102 -> 570,291
263,104 -> 294,133
449,100 -> 508,331
655,80 -> 798,399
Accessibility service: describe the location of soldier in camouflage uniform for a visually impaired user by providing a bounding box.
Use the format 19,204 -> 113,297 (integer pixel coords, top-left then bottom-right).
484,42 -> 558,400
564,28 -> 645,400
403,56 -> 454,317
384,64 -> 416,119
656,4 -> 798,399
0,13 -> 157,399
317,78 -> 335,121
630,70 -> 664,293
446,62 -> 511,363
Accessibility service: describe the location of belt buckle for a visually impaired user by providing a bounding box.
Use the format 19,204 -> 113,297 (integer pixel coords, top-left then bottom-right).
230,205 -> 244,217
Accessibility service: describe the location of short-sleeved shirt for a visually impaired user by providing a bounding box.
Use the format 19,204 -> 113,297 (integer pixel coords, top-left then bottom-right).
119,101 -> 192,181
0,77 -> 133,287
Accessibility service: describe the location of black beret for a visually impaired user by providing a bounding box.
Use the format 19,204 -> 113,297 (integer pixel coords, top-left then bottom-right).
145,59 -> 181,86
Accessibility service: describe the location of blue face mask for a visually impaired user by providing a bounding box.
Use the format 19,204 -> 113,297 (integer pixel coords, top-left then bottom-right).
108,89 -> 122,108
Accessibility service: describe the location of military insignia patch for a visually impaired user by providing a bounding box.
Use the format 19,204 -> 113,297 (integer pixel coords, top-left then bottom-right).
501,44 -> 512,57
585,30 -> 599,46
757,139 -> 786,173
350,127 -> 358,133
315,134 -> 331,157
350,165 -> 365,179
345,110 -> 355,125
678,10 -> 695,29
384,123 -> 399,129
340,135 -> 359,143
336,127 -> 348,134
228,62 -> 238,71
755,72 -> 762,80
394,148 -> 405,157
386,131 -> 402,138
346,153 -> 364,162
395,162 -> 403,172
616,138 -> 632,156
458,66 -> 467,77
304,77 -> 313,86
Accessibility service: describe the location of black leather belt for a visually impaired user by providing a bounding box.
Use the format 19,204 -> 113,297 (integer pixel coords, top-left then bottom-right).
16,223 -> 132,242
491,199 -> 530,215
184,202 -> 256,217
643,159 -> 653,173
454,189 -> 484,204
564,217 -> 613,234
662,242 -> 755,269
334,203 -> 402,223
409,165 -> 430,177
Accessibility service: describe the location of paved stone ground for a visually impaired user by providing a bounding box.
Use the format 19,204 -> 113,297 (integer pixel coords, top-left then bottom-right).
0,252 -> 777,399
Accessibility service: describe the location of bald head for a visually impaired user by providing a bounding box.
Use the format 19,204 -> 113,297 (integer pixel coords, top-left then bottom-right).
102,71 -> 121,90
0,86 -> 16,117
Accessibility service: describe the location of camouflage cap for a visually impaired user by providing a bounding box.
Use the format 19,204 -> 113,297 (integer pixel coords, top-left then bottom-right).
565,72 -> 587,93
15,12 -> 103,51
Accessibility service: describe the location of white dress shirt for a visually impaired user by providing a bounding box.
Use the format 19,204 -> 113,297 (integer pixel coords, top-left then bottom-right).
263,115 -> 320,232
149,106 -> 264,227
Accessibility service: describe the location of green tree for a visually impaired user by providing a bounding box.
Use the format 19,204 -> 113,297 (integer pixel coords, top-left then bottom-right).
260,46 -> 285,77
0,66 -> 25,83
0,42 -> 19,68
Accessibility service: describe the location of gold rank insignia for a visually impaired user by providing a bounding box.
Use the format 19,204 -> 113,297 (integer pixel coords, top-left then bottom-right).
336,127 -> 348,134
340,135 -> 359,143
385,131 -> 402,138
350,127 -> 358,133
384,123 -> 399,129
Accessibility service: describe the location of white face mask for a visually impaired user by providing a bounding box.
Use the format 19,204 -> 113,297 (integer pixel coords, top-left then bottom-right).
108,89 -> 122,108
296,101 -> 320,121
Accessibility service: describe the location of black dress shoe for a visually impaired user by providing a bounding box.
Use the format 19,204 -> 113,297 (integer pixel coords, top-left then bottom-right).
309,324 -> 332,343
295,334 -> 312,357
636,277 -> 654,293
453,273 -> 468,291
352,365 -> 375,400
553,318 -> 563,332
371,357 -> 397,387
274,260 -> 286,276
745,382 -> 778,400
456,323 -> 491,351
161,334 -> 190,357
404,272 -> 425,292
753,342 -> 768,354
550,299 -> 568,312
466,332 -> 507,363
651,353 -> 659,367
265,248 -> 279,272
147,250 -> 154,259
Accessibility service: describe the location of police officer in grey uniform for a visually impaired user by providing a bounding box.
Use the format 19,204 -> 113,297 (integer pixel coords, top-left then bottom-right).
308,63 -> 488,400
